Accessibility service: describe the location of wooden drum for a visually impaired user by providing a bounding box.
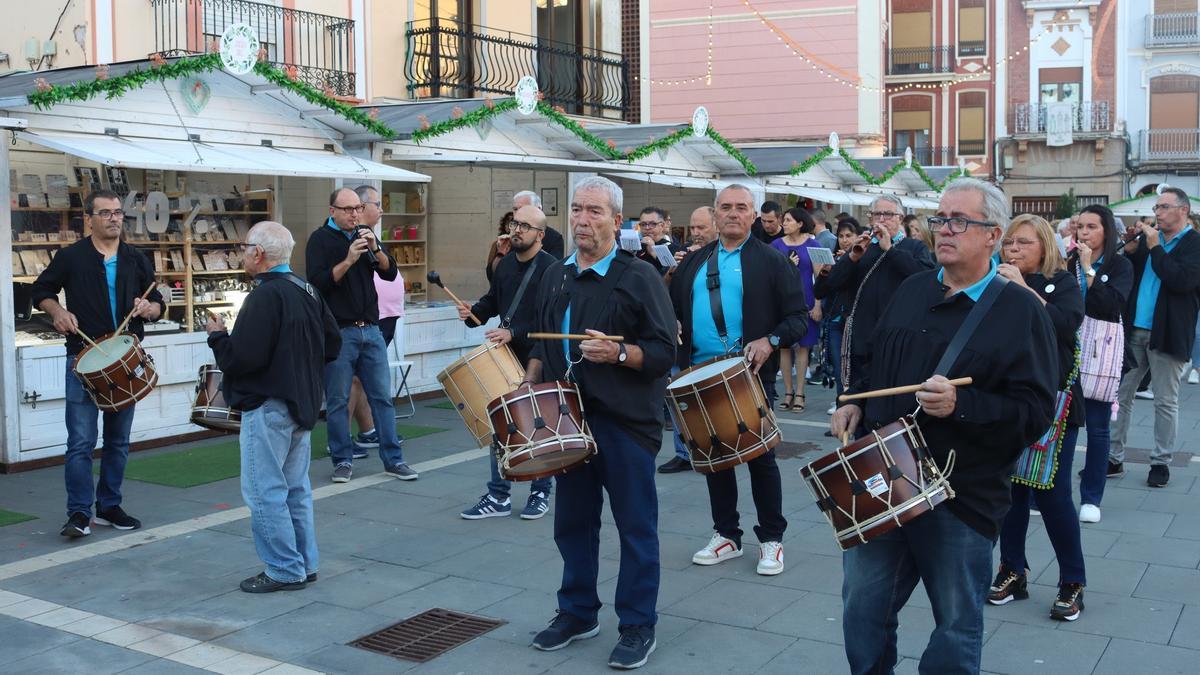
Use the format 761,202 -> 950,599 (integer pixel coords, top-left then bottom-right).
73,332 -> 158,413
191,364 -> 240,432
437,342 -> 526,448
488,381 -> 597,481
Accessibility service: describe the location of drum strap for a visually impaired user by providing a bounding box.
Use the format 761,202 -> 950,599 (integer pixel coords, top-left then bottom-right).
932,275 -> 1008,377
705,248 -> 728,344
502,251 -> 549,328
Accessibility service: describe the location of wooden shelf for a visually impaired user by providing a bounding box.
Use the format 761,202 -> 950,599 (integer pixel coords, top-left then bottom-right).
396,263 -> 426,267
190,241 -> 242,245
12,207 -> 80,212
154,271 -> 189,277
382,239 -> 426,244
11,240 -> 78,247
382,212 -> 426,216
192,269 -> 245,276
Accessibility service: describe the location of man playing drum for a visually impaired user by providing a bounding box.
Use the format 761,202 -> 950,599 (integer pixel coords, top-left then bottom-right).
457,204 -> 558,521
668,185 -> 808,576
523,176 -> 676,670
206,222 -> 341,593
32,189 -> 166,539
830,178 -> 1058,674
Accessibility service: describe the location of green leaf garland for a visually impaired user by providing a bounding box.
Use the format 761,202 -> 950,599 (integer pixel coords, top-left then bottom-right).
785,145 -> 966,192
249,61 -> 396,139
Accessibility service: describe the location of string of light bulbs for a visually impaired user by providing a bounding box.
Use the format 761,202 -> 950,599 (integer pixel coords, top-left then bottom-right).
632,1 -> 714,86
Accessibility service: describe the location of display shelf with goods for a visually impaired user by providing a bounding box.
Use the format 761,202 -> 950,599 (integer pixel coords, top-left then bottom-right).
380,181 -> 428,301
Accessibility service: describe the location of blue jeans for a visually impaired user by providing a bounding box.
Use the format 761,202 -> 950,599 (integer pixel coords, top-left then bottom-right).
487,442 -> 552,500
240,398 -> 318,584
325,325 -> 404,467
999,426 -> 1085,585
842,506 -> 993,675
554,414 -> 659,628
64,358 -> 136,518
1079,398 -> 1113,506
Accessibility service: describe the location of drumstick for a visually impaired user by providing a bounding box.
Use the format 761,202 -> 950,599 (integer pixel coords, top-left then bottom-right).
840,431 -> 849,446
837,377 -> 973,402
73,328 -> 108,356
528,333 -> 625,342
427,271 -> 482,326
113,282 -> 158,336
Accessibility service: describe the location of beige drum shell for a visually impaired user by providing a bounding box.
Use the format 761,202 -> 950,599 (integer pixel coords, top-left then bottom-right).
437,342 -> 526,448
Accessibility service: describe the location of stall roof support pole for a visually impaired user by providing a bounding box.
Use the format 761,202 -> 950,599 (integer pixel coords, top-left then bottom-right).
0,117 -> 28,464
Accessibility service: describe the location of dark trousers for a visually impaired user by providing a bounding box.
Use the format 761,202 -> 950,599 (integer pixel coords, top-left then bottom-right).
554,414 -> 659,628
1078,398 -> 1113,506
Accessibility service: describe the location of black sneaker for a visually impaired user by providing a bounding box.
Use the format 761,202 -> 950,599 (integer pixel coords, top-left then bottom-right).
354,429 -> 380,449
93,505 -> 141,531
306,572 -> 318,583
60,512 -> 91,538
385,463 -> 419,481
1050,582 -> 1084,621
351,446 -> 369,460
987,565 -> 1029,605
239,572 -> 306,594
608,625 -> 656,670
657,457 -> 691,474
1148,464 -> 1170,488
531,612 -> 600,651
1106,461 -> 1125,479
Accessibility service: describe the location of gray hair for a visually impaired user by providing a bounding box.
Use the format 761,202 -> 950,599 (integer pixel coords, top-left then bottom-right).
247,221 -> 295,266
513,190 -> 542,209
353,184 -> 379,202
870,195 -> 904,213
715,183 -> 756,209
1161,186 -> 1191,211
572,176 -> 623,216
941,177 -> 1010,227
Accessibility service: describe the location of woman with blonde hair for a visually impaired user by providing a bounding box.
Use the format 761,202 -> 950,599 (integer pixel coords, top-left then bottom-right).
989,214 -> 1088,621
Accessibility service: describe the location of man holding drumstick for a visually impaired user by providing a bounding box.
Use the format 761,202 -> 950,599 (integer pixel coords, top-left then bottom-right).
831,178 -> 1057,674
32,189 -> 165,538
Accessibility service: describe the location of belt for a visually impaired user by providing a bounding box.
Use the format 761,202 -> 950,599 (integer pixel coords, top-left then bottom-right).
339,320 -> 373,328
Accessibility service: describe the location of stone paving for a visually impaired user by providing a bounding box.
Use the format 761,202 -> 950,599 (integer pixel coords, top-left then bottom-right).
1,378 -> 1199,674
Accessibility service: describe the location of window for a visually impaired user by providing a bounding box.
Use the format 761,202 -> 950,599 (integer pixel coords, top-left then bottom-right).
892,96 -> 932,152
1039,67 -> 1083,105
1012,197 -> 1058,219
958,92 -> 987,156
958,0 -> 987,56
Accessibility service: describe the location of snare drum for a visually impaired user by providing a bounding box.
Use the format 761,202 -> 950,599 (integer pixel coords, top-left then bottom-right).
666,356 -> 781,473
799,416 -> 955,550
191,364 -> 240,432
488,381 -> 597,482
73,332 -> 158,413
438,342 -> 526,448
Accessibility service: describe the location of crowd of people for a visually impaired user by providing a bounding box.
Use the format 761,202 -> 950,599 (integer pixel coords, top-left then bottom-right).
32,176 -> 1200,671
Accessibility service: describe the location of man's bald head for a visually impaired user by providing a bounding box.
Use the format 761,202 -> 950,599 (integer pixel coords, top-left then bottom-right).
510,205 -> 547,254
513,205 -> 547,230
689,206 -> 717,246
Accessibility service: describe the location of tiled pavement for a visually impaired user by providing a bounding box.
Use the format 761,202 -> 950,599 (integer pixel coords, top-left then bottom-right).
1,378 -> 1199,674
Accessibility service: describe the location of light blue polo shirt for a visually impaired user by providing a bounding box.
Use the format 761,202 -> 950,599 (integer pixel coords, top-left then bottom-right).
938,259 -> 999,302
872,228 -> 907,245
691,238 -> 748,363
1134,226 -> 1192,330
267,264 -> 292,274
326,217 -> 353,240
562,244 -> 619,363
104,254 -> 118,329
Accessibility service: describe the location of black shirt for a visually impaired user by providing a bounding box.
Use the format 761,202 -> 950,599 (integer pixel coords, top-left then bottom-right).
1067,252 -> 1133,324
207,273 -> 341,429
1026,270 -> 1085,428
305,221 -> 397,325
1121,229 -> 1200,361
529,249 -> 677,452
31,237 -> 166,356
467,249 -> 557,363
849,271 -> 1058,539
751,218 -> 784,245
542,226 -> 565,259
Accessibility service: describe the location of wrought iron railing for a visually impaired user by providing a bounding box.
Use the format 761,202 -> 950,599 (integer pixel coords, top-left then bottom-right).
1012,101 -> 1112,135
958,140 -> 987,156
958,41 -> 986,57
909,146 -> 956,165
887,46 -> 954,76
405,19 -> 627,118
1146,13 -> 1200,48
1140,129 -> 1200,162
150,0 -> 356,97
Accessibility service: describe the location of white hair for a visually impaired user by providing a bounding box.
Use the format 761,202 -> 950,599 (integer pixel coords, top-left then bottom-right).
572,176 -> 623,216
870,194 -> 904,213
715,183 -> 756,209
941,177 -> 1010,226
247,221 -> 295,266
513,190 -> 542,209
1057,219 -> 1072,235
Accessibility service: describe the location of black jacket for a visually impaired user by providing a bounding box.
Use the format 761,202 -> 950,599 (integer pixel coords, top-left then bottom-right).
1026,270 -> 1085,428
542,226 -> 565,259
1122,228 -> 1200,361
813,258 -> 854,323
1067,251 -> 1133,324
636,237 -> 685,275
31,237 -> 166,356
850,271 -> 1058,539
668,237 -> 809,377
467,249 -> 557,363
529,249 -> 677,453
305,221 -> 397,325
207,273 -> 341,429
825,236 -> 936,384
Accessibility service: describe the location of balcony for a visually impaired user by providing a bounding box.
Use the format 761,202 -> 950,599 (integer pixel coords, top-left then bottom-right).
1012,102 -> 1112,136
906,146 -> 956,166
150,0 -> 356,97
405,19 -> 627,119
958,41 -> 986,57
1140,129 -> 1200,163
1146,13 -> 1200,48
887,46 -> 954,77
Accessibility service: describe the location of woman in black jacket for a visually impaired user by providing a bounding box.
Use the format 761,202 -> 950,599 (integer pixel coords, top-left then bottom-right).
1069,205 -> 1133,523
990,214 -> 1087,621
813,218 -> 864,404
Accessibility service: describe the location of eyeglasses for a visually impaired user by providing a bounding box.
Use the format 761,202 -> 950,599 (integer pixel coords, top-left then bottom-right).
363,201 -> 381,208
640,220 -> 665,227
241,243 -> 262,254
1001,237 -> 1039,248
90,209 -> 125,220
868,211 -> 901,220
331,204 -> 365,214
507,220 -> 544,233
1151,203 -> 1184,212
927,215 -> 995,234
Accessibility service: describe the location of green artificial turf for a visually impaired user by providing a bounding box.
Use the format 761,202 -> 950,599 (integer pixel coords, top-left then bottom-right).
0,509 -> 37,527
428,400 -> 457,410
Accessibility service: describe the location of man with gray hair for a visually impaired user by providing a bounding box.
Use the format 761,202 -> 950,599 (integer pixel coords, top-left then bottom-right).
514,189 -> 565,258
207,222 -> 342,593
822,194 -> 934,390
831,177 -> 1057,673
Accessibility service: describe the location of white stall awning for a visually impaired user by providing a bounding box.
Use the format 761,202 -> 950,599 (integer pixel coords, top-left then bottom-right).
18,131 -> 430,182
763,181 -> 874,206
607,173 -> 766,206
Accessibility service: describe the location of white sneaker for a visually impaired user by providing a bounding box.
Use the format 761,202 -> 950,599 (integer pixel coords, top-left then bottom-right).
757,541 -> 784,576
1135,389 -> 1154,400
692,533 -> 743,566
1079,504 -> 1102,523
1188,369 -> 1199,385
826,402 -> 837,415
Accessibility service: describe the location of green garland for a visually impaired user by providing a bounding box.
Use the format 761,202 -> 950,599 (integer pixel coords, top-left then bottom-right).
788,147 -> 834,177
411,98 -> 518,144
785,145 -> 966,192
705,128 -> 757,176
532,101 -> 626,160
250,61 -> 396,140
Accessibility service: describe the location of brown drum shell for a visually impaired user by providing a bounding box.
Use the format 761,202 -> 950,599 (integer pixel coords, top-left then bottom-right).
667,356 -> 780,474
487,381 -> 596,482
800,416 -> 950,550
191,365 -> 241,432
73,332 -> 158,413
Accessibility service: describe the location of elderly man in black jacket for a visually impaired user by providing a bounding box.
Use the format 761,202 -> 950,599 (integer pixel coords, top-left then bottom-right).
208,222 -> 341,593
1109,187 -> 1200,487
669,184 -> 808,577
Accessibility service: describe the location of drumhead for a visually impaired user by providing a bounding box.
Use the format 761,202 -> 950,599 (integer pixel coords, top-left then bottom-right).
76,335 -> 137,374
668,357 -> 743,389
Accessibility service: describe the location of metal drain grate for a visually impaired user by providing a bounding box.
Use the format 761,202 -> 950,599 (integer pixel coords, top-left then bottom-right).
351,608 -> 506,663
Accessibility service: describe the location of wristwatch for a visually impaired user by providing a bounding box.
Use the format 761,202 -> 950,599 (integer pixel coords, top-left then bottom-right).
1086,268 -> 1096,278
617,342 -> 628,363
768,335 -> 781,349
